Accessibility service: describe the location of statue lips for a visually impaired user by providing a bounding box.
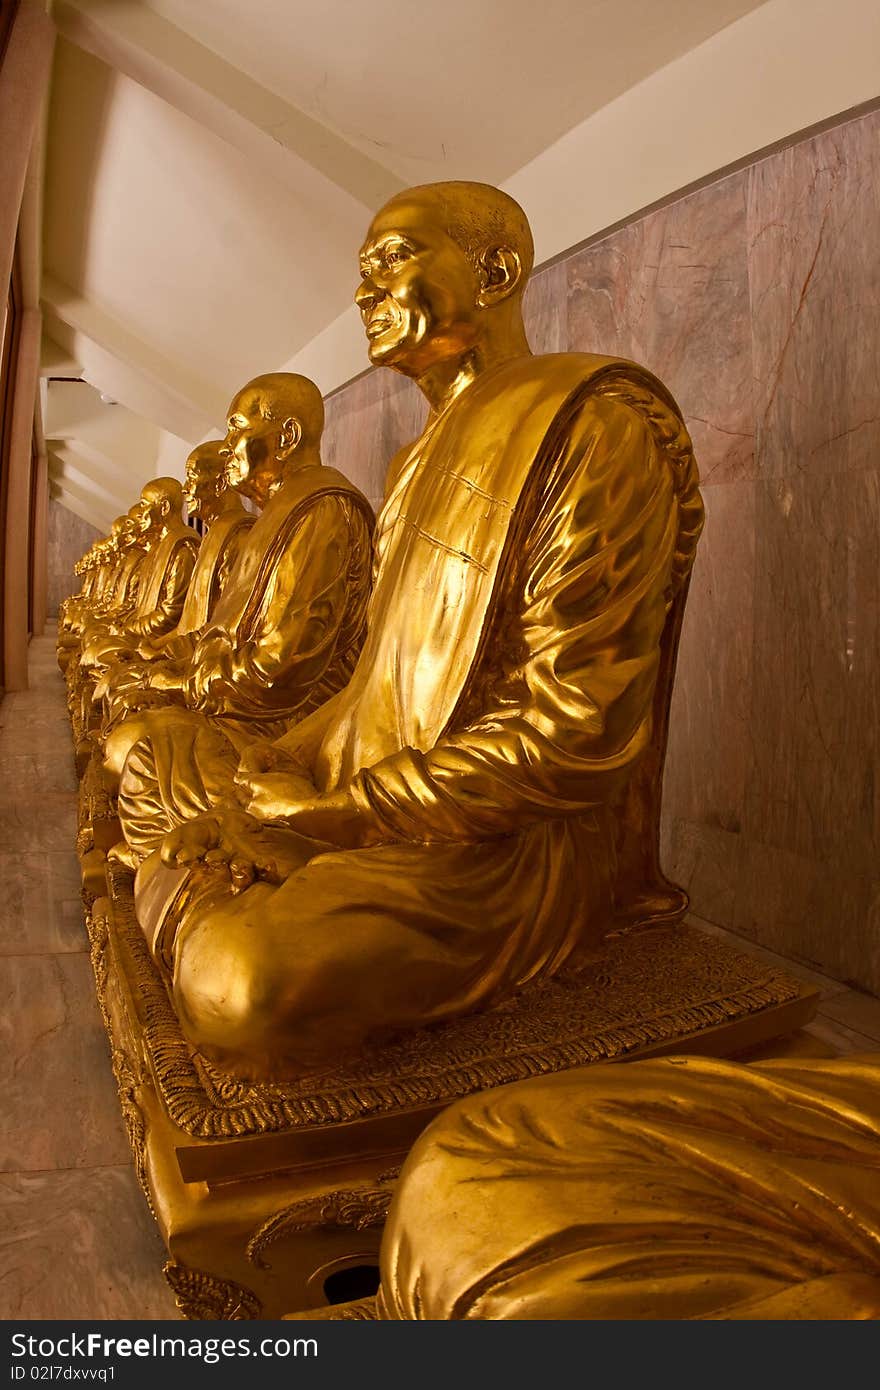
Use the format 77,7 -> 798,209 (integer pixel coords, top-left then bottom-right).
365,310 -> 397,340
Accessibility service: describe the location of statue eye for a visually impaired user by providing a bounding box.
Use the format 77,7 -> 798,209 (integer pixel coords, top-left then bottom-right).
385,246 -> 410,268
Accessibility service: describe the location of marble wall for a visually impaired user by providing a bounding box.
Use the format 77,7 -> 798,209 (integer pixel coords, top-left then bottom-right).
322,106 -> 880,995
46,501 -> 101,618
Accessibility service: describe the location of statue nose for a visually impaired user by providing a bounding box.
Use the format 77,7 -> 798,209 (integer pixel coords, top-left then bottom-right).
356,280 -> 379,312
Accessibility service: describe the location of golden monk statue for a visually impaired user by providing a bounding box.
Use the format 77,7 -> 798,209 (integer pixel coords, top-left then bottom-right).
79,477 -> 199,676
58,546 -> 100,634
97,440 -> 254,737
377,1055 -> 880,1320
135,180 -> 704,1078
57,512 -> 142,660
110,373 -> 374,849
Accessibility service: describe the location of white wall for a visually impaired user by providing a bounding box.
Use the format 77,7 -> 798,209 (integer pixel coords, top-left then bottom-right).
283,0 -> 880,395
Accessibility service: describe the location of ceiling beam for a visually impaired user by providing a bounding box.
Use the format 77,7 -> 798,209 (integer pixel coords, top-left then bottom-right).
49,446 -> 132,515
41,332 -> 84,379
48,475 -> 116,534
52,0 -> 403,213
42,276 -> 225,440
50,435 -> 154,504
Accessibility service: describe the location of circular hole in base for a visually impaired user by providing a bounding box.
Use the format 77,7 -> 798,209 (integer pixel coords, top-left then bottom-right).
323,1264 -> 381,1305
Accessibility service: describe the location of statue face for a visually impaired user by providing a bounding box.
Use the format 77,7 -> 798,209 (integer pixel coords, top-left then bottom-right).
138,489 -> 168,534
356,197 -> 482,373
223,390 -> 291,500
183,456 -> 222,519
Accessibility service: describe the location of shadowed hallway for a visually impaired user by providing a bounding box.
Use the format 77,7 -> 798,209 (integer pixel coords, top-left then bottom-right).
0,625 -> 177,1319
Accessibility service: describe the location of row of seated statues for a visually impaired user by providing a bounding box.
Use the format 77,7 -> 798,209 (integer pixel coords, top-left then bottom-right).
55,178 -> 878,1320
60,178 -> 704,1080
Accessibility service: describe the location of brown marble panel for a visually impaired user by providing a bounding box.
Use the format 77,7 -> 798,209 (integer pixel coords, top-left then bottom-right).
663,481 -> 755,834
0,1167 -> 178,1319
324,368 -> 425,512
0,953 -> 131,1171
566,170 -> 755,484
664,819 -> 744,930
523,259 -> 567,355
733,835 -> 880,995
744,468 -> 880,877
747,109 -> 880,480
46,501 -> 101,618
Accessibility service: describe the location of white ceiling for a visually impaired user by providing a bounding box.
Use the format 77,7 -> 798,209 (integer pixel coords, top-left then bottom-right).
40,0 -> 770,529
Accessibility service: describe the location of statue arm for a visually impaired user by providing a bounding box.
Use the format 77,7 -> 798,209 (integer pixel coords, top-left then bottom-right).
128,545 -> 197,638
214,520 -> 252,596
350,397 -> 680,843
216,496 -> 368,713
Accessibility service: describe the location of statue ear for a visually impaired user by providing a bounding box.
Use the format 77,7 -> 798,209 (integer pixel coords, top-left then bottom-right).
476,244 -> 522,307
276,417 -> 302,461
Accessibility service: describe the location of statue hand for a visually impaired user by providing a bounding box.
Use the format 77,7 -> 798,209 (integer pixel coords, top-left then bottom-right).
160,810 -> 282,891
160,812 -> 225,867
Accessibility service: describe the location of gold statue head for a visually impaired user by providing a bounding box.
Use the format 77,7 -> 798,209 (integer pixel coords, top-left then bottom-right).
125,501 -> 148,546
138,477 -> 184,537
356,181 -> 534,385
183,441 -> 230,522
221,373 -> 324,508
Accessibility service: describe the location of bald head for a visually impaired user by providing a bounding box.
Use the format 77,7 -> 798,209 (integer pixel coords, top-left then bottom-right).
184,440 -> 232,519
223,372 -> 325,506
378,181 -> 534,283
141,477 -> 184,511
356,180 -> 534,382
136,476 -> 184,535
227,373 -> 324,451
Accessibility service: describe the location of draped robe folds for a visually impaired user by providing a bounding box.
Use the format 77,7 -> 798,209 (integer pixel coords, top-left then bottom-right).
377,1056 -> 880,1320
59,547 -> 146,690
116,467 -> 374,850
100,507 -> 254,724
136,353 -> 704,1076
80,524 -> 198,674
120,521 -> 200,640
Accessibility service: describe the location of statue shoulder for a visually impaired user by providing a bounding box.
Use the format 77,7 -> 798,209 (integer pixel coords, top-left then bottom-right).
517,352 -> 686,417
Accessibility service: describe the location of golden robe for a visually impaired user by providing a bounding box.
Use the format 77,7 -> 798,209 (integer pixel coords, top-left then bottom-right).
377,1055 -> 880,1320
116,466 -> 374,850
100,505 -> 254,728
139,353 -> 703,1075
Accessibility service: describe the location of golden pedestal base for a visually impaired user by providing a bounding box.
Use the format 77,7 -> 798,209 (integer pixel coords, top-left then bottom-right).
80,855 -> 818,1320
77,747 -> 120,858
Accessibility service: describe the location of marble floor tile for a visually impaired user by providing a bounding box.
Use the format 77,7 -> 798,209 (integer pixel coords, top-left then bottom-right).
818,989 -> 880,1044
0,953 -> 132,1172
0,749 -> 78,794
801,1015 -> 880,1058
0,851 -> 86,954
0,1167 -> 178,1319
0,794 -> 77,852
